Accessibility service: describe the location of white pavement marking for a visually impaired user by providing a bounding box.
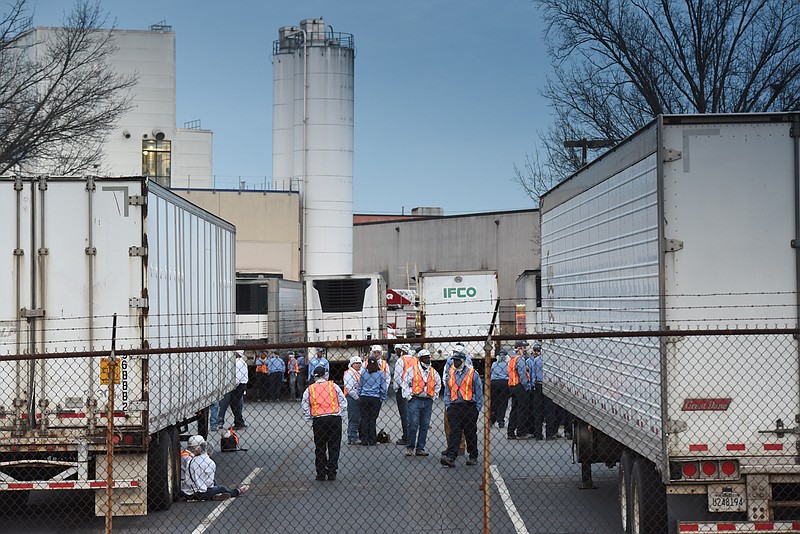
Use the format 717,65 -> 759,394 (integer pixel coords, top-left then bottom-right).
191,467 -> 262,534
490,464 -> 530,534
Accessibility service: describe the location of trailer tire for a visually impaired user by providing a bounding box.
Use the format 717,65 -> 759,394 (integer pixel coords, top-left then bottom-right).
618,450 -> 634,534
169,426 -> 181,502
0,490 -> 28,515
147,429 -> 175,511
630,457 -> 667,534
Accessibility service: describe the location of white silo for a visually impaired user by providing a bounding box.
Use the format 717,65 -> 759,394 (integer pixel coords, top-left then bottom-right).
272,18 -> 355,276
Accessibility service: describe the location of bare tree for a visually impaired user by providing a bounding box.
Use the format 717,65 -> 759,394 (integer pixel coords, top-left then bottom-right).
517,0 -> 800,203
0,0 -> 135,175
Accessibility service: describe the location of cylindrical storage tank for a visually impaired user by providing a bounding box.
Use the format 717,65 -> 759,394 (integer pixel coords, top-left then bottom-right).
272,27 -> 297,192
272,18 -> 355,277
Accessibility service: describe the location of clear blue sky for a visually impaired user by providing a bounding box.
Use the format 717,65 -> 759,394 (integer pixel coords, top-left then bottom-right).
31,0 -> 551,215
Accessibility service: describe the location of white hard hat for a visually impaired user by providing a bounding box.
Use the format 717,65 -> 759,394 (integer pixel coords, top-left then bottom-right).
417,349 -> 431,358
349,356 -> 362,365
396,344 -> 411,354
188,435 -> 205,448
234,349 -> 244,357
370,344 -> 383,353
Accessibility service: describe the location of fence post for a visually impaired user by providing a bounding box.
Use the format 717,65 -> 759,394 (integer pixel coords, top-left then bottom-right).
104,314 -> 117,534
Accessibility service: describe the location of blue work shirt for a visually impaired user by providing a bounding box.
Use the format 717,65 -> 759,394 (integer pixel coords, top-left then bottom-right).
358,368 -> 388,401
267,356 -> 285,374
513,356 -> 532,391
443,364 -> 483,412
307,356 -> 330,381
531,354 -> 543,383
490,359 -> 510,381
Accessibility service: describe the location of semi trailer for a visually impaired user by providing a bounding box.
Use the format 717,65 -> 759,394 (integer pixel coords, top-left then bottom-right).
539,114 -> 800,533
0,176 -> 236,516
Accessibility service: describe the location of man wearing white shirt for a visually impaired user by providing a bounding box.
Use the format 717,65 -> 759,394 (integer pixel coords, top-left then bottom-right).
402,349 -> 441,457
219,350 -> 249,430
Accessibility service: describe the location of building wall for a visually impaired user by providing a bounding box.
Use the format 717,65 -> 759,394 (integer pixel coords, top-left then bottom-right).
29,26 -> 212,187
101,29 -> 177,175
174,189 -> 300,280
353,210 -> 540,328
172,128 -> 213,188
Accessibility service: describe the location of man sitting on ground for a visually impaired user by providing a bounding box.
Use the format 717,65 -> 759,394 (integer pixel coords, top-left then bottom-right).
180,435 -> 249,501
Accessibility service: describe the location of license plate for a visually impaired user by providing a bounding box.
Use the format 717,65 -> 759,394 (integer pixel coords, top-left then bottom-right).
708,484 -> 746,512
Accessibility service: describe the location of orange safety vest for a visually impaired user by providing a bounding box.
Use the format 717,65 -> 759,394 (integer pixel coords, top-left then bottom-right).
289,360 -> 299,373
379,360 -> 388,374
507,356 -> 520,386
448,366 -> 475,402
507,356 -> 529,386
343,368 -> 361,396
308,380 -> 341,417
400,355 -> 416,380
410,365 -> 437,397
180,449 -> 193,459
255,361 -> 267,374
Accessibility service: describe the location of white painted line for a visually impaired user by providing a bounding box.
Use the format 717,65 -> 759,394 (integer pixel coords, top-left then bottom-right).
191,467 -> 262,534
490,464 -> 530,534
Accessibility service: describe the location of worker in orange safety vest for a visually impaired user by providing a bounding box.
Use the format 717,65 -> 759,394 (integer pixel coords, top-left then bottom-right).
301,365 -> 347,481
440,351 -> 483,468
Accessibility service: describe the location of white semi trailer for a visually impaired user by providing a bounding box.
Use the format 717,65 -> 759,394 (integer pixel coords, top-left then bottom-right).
0,176 -> 236,516
540,114 -> 800,533
304,273 -> 386,362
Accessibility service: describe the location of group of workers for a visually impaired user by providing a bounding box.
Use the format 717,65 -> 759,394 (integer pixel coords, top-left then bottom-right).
300,342 -> 488,480
191,341 -> 569,493
496,341 -> 572,441
253,350 -> 306,401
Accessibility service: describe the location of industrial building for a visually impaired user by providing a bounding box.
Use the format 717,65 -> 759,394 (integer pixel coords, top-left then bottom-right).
24,23 -> 212,187
353,208 -> 540,331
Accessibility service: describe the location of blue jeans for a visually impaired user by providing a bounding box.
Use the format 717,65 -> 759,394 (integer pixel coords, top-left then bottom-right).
406,397 -> 434,451
347,396 -> 361,442
209,401 -> 220,428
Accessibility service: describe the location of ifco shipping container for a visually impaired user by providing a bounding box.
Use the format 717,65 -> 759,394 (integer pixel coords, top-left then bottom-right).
419,271 -> 499,359
539,114 -> 800,533
0,176 -> 236,516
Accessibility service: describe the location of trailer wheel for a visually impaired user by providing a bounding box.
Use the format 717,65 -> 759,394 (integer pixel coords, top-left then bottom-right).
630,457 -> 667,534
618,450 -> 634,534
147,429 -> 175,511
169,426 -> 181,502
0,491 -> 28,515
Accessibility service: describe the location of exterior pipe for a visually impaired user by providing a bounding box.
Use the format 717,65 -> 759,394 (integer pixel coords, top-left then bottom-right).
37,176 -> 48,434
86,176 -> 96,431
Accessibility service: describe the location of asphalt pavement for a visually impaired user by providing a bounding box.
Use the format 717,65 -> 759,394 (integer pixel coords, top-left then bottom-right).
0,394 -> 622,534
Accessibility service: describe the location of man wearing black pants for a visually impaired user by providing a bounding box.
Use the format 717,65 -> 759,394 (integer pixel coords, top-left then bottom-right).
301,366 -> 347,481
506,342 -> 532,439
392,344 -> 415,446
441,351 -> 483,467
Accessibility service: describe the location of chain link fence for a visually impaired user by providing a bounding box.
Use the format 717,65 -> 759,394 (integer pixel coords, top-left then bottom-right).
0,327 -> 797,533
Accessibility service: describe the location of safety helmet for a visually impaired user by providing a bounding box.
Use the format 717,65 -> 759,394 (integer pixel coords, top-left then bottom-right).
514,340 -> 529,348
417,349 -> 431,359
349,356 -> 362,365
188,435 -> 205,448
371,344 -> 383,353
532,343 -> 542,352
396,344 -> 411,354
451,351 -> 466,361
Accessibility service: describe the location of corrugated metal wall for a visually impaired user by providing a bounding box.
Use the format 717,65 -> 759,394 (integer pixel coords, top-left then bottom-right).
353,210 -> 539,328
